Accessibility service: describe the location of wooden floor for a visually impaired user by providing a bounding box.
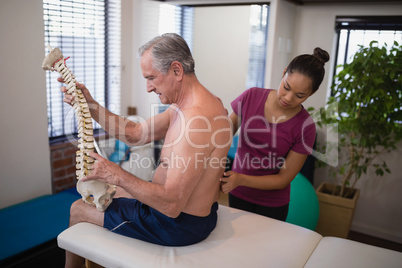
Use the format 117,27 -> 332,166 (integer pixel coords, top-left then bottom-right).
218,192 -> 229,206
218,193 -> 401,252
348,231 -> 402,252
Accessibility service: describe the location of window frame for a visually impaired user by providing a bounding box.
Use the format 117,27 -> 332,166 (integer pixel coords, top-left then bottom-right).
247,4 -> 270,89
43,0 -> 121,145
333,16 -> 402,81
177,3 -> 270,90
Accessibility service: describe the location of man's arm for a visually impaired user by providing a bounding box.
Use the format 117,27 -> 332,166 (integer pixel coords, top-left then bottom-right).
93,105 -> 171,146
126,112 -> 214,217
61,81 -> 171,145
84,109 -> 217,218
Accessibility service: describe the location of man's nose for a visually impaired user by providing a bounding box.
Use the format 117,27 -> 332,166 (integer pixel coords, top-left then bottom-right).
146,82 -> 154,93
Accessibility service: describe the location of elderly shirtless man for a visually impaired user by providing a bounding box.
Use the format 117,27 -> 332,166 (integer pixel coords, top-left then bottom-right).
61,33 -> 231,267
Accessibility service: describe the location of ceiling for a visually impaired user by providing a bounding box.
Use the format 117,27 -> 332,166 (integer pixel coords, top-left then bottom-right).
157,0 -> 402,6
284,0 -> 402,4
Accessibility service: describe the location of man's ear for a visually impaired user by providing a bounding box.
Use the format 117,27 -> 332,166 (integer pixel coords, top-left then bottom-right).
171,61 -> 184,80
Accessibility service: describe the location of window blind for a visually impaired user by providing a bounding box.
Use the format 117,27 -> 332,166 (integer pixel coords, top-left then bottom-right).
334,16 -> 402,74
247,4 -> 270,89
158,4 -> 194,48
43,0 -> 121,141
157,4 -> 194,113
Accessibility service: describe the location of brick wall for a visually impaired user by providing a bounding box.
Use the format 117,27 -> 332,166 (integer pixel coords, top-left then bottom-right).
49,135 -> 110,193
50,142 -> 78,193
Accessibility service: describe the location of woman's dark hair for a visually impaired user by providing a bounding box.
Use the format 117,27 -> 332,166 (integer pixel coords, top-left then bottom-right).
285,47 -> 330,93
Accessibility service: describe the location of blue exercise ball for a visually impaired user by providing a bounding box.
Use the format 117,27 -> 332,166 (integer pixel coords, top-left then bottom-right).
109,150 -> 127,163
286,173 -> 319,231
227,135 -> 239,160
115,139 -> 129,152
110,140 -> 130,163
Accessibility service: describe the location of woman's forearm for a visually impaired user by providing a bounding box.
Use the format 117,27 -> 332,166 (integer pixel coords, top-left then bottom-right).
239,173 -> 289,190
232,151 -> 308,191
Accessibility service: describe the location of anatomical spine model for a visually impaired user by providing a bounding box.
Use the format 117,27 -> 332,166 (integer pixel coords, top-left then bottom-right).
42,46 -> 116,212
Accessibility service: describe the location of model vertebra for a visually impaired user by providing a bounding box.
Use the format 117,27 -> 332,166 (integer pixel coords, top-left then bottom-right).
42,46 -> 116,212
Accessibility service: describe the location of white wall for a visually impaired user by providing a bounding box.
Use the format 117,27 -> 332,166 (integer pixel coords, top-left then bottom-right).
121,0 -> 160,120
191,1 -> 297,109
0,0 -> 52,208
123,3 -> 252,116
293,2 -> 402,243
192,5 -> 251,113
264,0 -> 297,89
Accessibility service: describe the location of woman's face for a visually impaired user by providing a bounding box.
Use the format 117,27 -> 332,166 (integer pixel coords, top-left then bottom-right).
277,71 -> 313,109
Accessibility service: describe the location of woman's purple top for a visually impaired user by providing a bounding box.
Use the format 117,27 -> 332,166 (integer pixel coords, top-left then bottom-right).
230,87 -> 316,207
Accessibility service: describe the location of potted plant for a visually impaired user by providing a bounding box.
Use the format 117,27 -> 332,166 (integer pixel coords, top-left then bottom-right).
312,41 -> 402,238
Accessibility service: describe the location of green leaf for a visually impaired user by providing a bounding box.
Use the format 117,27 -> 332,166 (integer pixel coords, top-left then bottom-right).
320,41 -> 402,187
375,168 -> 384,176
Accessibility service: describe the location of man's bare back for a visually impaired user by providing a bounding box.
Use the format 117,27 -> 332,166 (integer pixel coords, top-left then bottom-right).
152,89 -> 230,217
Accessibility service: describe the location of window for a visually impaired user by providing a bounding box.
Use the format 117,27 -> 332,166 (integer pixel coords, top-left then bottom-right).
247,4 -> 270,89
158,4 -> 194,49
157,3 -> 194,113
43,0 -> 121,141
334,16 -> 402,78
158,3 -> 269,91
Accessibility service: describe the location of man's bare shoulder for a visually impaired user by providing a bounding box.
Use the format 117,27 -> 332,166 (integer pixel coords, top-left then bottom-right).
182,101 -> 228,130
176,91 -> 230,151
189,90 -> 227,118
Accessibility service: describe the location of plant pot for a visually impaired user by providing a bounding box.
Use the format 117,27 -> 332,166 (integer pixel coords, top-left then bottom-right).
315,182 -> 360,238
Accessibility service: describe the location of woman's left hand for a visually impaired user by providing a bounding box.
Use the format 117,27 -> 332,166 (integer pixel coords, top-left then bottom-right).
220,170 -> 242,194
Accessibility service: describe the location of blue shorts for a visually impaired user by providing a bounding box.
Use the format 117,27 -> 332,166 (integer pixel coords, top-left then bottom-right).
103,198 -> 219,246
